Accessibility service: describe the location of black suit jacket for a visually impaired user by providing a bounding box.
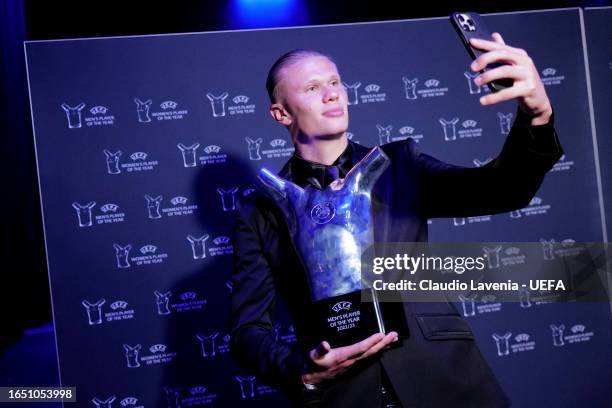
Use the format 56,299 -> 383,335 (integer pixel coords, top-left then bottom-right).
230,108 -> 563,407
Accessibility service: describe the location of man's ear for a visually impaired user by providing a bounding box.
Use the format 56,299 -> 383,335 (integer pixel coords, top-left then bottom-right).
270,103 -> 292,126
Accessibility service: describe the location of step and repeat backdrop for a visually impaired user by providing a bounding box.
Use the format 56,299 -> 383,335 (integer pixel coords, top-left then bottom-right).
585,7 -> 612,241
25,8 -> 611,408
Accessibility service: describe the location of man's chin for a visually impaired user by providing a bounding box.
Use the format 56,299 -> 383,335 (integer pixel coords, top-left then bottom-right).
315,128 -> 349,141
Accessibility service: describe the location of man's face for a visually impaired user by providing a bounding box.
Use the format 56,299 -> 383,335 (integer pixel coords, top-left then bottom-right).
273,56 -> 349,140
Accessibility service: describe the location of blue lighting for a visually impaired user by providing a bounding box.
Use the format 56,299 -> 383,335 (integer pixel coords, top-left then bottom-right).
228,0 -> 308,29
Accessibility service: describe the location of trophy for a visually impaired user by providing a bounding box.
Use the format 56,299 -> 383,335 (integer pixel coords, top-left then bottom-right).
257,147 -> 407,347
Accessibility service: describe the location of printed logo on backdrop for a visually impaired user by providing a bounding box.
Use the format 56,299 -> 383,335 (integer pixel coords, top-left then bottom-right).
439,118 -> 460,141
458,293 -> 502,317
217,187 -> 239,211
196,331 -> 231,358
177,143 -> 228,167
540,67 -> 565,86
91,396 -> 118,408
91,395 -> 144,408
134,98 -> 152,122
508,196 -> 551,219
517,287 -> 554,308
491,332 -> 536,356
550,323 -> 594,347
144,195 -> 198,219
345,131 -> 361,144
360,83 -> 387,103
342,82 -> 361,105
206,92 -> 256,117
187,235 -> 209,259
500,246 -> 527,266
122,343 -> 177,368
234,375 -> 277,399
103,150 -> 159,174
440,118 -> 485,141
517,288 -> 534,308
402,77 -> 418,100
549,154 -> 574,173
242,187 -> 256,197
517,270 -> 569,307
464,71 -> 491,95
209,235 -> 233,257
402,77 -> 449,99
82,298 -> 135,325
452,213 -> 491,226
539,238 -> 585,260
163,386 -> 219,407
61,103 -> 115,128
154,290 -> 207,315
112,243 -> 168,268
483,245 -> 503,269
473,157 -> 493,168
134,98 -> 189,122
459,119 -> 483,139
376,124 -> 424,145
481,245 -> 527,268
376,125 -> 393,145
72,202 -> 126,227
275,323 -> 297,344
245,137 -> 295,160
498,112 -> 513,134
188,233 -> 238,260
164,387 -> 181,408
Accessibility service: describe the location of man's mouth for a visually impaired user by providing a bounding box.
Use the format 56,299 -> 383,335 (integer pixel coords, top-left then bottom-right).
322,108 -> 344,117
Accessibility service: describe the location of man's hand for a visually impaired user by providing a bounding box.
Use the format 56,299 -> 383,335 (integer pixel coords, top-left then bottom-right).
469,32 -> 553,126
301,331 -> 398,385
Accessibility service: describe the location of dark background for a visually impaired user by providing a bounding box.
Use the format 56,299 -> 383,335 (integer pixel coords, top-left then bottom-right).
1,0 -> 610,352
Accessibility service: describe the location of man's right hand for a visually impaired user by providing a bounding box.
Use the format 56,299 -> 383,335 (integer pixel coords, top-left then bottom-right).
301,331 -> 398,385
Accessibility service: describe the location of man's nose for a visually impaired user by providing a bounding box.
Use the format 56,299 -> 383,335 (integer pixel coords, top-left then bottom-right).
323,86 -> 339,102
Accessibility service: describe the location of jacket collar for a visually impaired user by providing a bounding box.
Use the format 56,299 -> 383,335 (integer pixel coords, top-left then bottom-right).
278,140 -> 372,187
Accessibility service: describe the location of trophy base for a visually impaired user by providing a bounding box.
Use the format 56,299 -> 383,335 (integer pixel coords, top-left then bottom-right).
308,288 -> 409,348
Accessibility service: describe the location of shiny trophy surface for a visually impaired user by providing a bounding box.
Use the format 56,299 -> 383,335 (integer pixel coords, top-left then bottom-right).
257,147 -> 407,347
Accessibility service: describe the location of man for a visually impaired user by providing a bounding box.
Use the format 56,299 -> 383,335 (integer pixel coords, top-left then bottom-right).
230,33 -> 562,407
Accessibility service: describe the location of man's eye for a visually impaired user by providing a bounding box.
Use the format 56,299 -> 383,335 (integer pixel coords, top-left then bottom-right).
330,80 -> 339,86
306,85 -> 317,92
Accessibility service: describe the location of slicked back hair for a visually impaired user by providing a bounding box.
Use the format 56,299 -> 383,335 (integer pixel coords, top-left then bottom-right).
265,49 -> 335,104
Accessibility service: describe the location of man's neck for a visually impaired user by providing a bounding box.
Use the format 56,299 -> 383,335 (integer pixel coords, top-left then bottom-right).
294,135 -> 349,165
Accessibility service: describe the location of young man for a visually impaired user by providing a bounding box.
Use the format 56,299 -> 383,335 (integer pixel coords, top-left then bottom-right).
230,33 -> 562,407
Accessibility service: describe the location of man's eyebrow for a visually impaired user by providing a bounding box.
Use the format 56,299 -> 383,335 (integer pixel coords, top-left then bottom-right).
304,74 -> 340,84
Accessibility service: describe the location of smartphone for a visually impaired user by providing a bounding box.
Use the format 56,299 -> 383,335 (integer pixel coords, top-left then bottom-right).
450,12 -> 514,92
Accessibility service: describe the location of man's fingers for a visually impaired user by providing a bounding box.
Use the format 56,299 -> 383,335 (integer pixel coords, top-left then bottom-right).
339,332 -> 386,360
492,32 -> 505,45
304,332 -> 399,383
339,331 -> 398,361
357,332 -> 399,360
311,340 -> 331,360
330,333 -> 383,363
479,85 -> 524,106
471,49 -> 529,72
470,37 -> 528,59
469,37 -> 505,52
475,65 -> 525,86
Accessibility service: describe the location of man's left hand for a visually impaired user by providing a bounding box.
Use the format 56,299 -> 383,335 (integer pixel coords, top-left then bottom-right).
469,32 -> 553,126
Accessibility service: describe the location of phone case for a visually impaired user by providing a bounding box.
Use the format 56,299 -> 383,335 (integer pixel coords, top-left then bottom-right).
450,12 -> 513,92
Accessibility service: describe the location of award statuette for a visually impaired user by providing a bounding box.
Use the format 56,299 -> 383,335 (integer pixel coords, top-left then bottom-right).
256,147 -> 407,347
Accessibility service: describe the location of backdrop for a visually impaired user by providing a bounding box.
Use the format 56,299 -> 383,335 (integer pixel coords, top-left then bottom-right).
25,7 -> 611,407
